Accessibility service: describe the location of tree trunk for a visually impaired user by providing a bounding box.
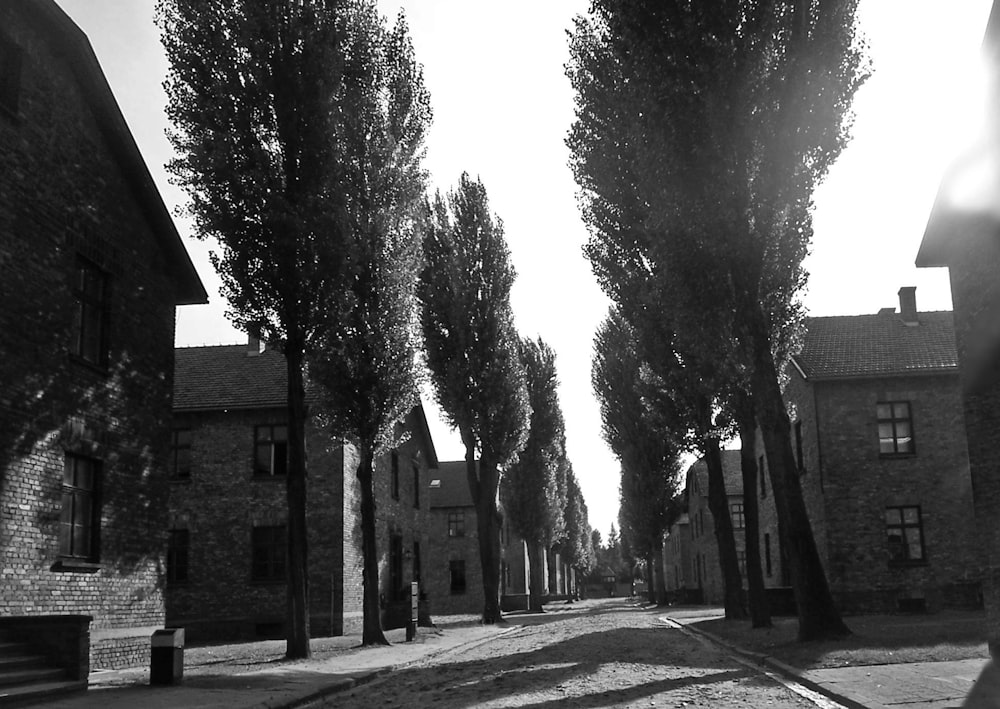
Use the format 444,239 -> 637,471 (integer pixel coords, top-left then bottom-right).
734,393 -> 772,628
527,541 -> 546,612
468,448 -> 503,623
701,408 -> 747,620
358,441 -> 389,645
284,342 -> 311,659
744,305 -> 849,641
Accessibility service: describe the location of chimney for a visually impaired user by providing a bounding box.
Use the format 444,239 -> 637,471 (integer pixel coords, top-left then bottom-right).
247,334 -> 264,356
898,286 -> 918,326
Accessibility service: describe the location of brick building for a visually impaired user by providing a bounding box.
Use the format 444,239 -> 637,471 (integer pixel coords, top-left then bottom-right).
426,461 -> 533,616
666,293 -> 980,614
666,451 -> 746,605
916,0 -> 1000,646
772,290 -> 979,612
168,341 -> 436,641
0,0 -> 206,683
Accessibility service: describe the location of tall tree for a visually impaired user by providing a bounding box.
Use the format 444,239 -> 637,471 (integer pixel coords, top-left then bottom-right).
568,0 -> 867,640
158,0 -> 398,657
501,337 -> 564,612
306,6 -> 431,646
419,174 -> 530,623
592,310 -> 681,604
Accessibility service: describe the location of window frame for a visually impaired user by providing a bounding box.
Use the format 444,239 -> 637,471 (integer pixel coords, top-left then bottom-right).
254,425 -> 288,477
72,258 -> 110,368
885,505 -> 926,565
251,524 -> 287,582
59,454 -> 101,565
877,401 -> 916,456
447,510 -> 465,538
730,502 -> 745,530
170,429 -> 192,481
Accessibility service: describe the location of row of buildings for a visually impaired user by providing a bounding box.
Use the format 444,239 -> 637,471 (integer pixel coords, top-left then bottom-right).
663,3 -> 1000,628
0,1 -> 578,701
665,289 -> 981,614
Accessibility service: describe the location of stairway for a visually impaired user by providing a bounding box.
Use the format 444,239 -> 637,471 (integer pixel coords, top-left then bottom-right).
0,635 -> 87,706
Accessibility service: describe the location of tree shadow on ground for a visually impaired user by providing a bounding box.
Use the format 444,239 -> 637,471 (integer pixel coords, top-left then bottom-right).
696,610 -> 989,669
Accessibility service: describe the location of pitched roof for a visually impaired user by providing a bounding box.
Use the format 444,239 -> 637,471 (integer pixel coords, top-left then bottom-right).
174,344 -> 287,411
21,0 -> 206,305
686,449 -> 744,494
429,461 -> 475,509
792,311 -> 957,380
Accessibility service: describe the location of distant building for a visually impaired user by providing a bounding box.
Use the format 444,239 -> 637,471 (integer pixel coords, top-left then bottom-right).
0,0 -> 206,687
168,341 -> 436,641
426,461 -> 534,615
669,452 -> 746,606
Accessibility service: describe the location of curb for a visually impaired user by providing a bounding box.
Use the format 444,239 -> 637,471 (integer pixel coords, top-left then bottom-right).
661,616 -> 868,709
269,624 -> 523,709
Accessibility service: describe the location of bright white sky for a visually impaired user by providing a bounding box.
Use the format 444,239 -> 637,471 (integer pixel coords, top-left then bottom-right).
58,0 -> 994,539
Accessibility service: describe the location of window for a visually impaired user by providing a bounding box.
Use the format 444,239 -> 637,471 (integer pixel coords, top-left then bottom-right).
886,506 -> 925,563
413,542 -> 421,584
391,450 -> 400,500
878,402 -> 915,455
730,503 -> 745,529
167,529 -> 189,583
60,455 -> 100,561
449,559 -> 466,595
447,511 -> 464,537
413,463 -> 420,508
0,31 -> 23,116
72,259 -> 109,366
254,425 -> 287,476
251,525 -> 286,581
794,421 -> 804,471
764,533 -> 772,577
736,550 -> 747,577
389,533 -> 404,601
170,429 -> 192,480
759,455 -> 767,498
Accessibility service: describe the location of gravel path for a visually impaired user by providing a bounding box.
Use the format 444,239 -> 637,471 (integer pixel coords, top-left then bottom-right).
318,599 -> 820,708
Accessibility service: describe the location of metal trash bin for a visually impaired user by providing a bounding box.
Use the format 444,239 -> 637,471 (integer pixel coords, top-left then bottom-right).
150,628 -> 184,685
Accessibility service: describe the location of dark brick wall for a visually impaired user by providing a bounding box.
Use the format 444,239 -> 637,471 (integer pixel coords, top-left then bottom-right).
946,225 -> 1000,642
168,403 -> 433,641
425,503 -> 483,615
784,368 -> 979,612
0,5 -> 181,669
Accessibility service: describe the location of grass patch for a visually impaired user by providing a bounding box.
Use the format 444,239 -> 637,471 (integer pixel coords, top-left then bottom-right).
696,610 -> 988,669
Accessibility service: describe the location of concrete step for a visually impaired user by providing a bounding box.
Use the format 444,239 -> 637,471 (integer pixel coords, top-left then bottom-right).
0,653 -> 50,670
0,679 -> 88,707
0,666 -> 66,687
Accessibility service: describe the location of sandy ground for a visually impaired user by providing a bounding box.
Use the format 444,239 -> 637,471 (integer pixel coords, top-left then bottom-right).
318,599 -> 820,708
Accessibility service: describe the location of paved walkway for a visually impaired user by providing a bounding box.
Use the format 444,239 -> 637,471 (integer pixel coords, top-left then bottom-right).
665,608 -> 990,709
37,623 -> 519,709
27,607 -> 996,708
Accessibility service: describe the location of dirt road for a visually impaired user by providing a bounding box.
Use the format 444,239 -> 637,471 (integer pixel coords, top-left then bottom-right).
319,599 -> 826,708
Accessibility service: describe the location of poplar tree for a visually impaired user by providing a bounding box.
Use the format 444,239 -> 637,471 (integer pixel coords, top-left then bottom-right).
307,6 -> 431,646
501,337 -> 564,612
568,0 -> 867,640
419,174 -> 530,623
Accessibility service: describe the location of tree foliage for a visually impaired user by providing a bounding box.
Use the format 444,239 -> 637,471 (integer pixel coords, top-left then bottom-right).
305,4 -> 432,646
419,173 -> 530,623
568,0 -> 868,640
501,337 -> 564,611
592,309 -> 681,600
